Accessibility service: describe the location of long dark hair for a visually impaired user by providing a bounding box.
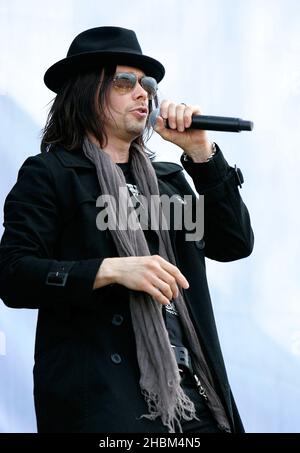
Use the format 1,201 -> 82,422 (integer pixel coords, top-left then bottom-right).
41,64 -> 155,153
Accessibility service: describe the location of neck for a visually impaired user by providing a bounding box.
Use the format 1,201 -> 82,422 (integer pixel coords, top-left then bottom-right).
103,136 -> 131,163
88,133 -> 133,163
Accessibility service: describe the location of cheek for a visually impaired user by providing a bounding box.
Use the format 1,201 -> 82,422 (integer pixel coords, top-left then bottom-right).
102,94 -> 117,125
109,98 -> 133,128
107,91 -> 126,115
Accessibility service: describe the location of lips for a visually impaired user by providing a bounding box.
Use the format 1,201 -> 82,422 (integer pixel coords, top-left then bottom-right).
131,106 -> 148,115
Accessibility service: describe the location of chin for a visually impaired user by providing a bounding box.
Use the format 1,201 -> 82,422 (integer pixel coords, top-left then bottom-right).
127,125 -> 145,138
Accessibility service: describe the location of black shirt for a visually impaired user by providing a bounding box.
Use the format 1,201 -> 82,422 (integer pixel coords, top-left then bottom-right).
117,162 -> 188,349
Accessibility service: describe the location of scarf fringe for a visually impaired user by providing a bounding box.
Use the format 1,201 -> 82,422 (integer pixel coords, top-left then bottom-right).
139,386 -> 199,433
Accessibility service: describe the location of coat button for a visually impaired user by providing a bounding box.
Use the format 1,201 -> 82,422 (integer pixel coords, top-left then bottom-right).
195,239 -> 205,250
111,353 -> 122,364
112,314 -> 124,326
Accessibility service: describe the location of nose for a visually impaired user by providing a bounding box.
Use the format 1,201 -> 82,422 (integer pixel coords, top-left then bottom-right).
132,81 -> 148,100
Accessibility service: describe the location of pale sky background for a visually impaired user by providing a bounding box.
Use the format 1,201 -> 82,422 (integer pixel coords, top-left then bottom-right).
0,0 -> 300,432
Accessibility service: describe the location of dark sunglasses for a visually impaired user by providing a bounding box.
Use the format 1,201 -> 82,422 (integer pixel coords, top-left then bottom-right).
112,72 -> 158,99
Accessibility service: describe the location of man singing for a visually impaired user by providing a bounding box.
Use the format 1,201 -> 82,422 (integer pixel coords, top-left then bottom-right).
0,26 -> 254,433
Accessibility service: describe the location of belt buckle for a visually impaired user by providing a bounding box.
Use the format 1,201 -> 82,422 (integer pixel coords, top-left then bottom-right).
172,345 -> 192,374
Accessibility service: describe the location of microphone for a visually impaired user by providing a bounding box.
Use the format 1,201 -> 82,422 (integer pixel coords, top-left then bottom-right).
149,108 -> 254,132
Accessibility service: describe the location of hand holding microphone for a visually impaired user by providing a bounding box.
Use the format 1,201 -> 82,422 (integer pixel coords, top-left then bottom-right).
150,108 -> 253,132
150,103 -> 254,132
150,101 -> 254,162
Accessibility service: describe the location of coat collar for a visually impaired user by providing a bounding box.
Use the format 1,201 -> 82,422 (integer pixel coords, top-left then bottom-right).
53,146 -> 183,178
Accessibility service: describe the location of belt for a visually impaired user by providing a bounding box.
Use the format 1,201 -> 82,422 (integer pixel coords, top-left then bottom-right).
172,345 -> 209,401
171,345 -> 193,373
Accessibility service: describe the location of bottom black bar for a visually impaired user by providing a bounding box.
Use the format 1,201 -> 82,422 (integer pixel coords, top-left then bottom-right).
0,434 -> 300,450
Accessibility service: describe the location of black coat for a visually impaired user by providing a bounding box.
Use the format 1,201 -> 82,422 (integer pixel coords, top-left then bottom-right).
0,145 -> 254,433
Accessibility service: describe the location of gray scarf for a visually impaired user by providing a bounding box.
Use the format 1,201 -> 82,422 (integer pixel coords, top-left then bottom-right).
83,137 -> 231,433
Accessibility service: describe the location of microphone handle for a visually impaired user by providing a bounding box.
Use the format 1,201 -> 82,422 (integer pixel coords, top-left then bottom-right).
166,115 -> 254,132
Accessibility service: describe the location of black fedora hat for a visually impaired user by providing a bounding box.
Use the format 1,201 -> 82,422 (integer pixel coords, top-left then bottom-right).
44,26 -> 165,93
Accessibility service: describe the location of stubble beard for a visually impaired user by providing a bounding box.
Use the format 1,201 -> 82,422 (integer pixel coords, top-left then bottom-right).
124,115 -> 146,140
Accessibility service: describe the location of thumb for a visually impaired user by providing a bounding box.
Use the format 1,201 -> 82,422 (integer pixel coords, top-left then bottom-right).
153,116 -> 174,141
153,115 -> 165,133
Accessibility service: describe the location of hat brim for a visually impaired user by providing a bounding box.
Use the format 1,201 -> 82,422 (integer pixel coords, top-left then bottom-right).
44,51 -> 165,93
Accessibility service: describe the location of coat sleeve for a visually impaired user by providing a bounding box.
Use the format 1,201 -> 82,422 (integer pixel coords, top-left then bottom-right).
0,156 -> 109,309
180,145 -> 254,262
